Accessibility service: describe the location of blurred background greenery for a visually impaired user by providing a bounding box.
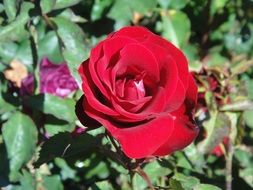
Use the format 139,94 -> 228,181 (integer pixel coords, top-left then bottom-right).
0,0 -> 253,189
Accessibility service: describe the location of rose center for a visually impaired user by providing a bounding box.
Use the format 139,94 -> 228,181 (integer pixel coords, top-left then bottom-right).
116,78 -> 146,100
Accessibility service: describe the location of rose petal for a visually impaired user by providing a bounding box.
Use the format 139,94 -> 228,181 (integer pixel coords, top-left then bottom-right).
153,115 -> 199,156
75,95 -> 101,128
79,60 -> 120,116
115,43 -> 160,83
165,79 -> 186,112
186,73 -> 198,104
145,34 -> 189,89
89,36 -> 137,97
110,26 -> 152,42
154,74 -> 199,156
83,95 -> 175,158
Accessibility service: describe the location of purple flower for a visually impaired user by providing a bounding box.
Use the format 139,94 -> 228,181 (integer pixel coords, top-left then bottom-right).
20,74 -> 35,96
21,58 -> 79,98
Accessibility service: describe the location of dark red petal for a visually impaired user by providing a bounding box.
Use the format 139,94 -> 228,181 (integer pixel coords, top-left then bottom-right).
114,95 -> 152,113
115,43 -> 160,82
110,97 -> 150,122
78,61 -> 119,116
114,116 -> 175,158
83,95 -> 175,158
173,74 -> 198,116
111,26 -> 152,42
186,73 -> 198,104
75,95 -> 101,128
164,79 -> 186,112
92,36 -> 137,93
153,74 -> 199,156
89,37 -> 135,98
153,115 -> 199,156
144,34 -> 189,89
141,87 -> 167,113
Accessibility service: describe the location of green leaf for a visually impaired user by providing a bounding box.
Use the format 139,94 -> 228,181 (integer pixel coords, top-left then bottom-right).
205,53 -> 229,68
157,10 -> 191,48
45,123 -> 75,137
36,133 -> 102,166
91,0 -> 113,21
183,44 -> 202,72
220,100 -> 253,111
172,173 -> 200,190
40,0 -> 57,14
2,112 -> 38,182
133,161 -> 172,189
51,17 -> 88,81
24,94 -> 76,123
107,0 -> 132,29
129,0 -> 157,15
169,179 -> 184,190
158,0 -> 188,9
38,31 -> 64,63
239,167 -> 253,188
15,39 -> 33,67
194,184 -> 222,190
85,159 -> 109,179
54,158 -> 77,180
0,2 -> 34,42
0,3 -> 5,13
43,175 -> 64,190
11,170 -> 35,190
54,0 -> 82,10
108,0 -> 156,29
0,93 -> 16,115
244,109 -> 253,128
224,24 -> 253,54
44,115 -> 75,136
234,147 -> 253,168
245,79 -> 253,99
210,0 -> 228,16
0,41 -> 18,63
182,144 -> 206,173
57,8 -> 87,23
93,181 -> 114,190
3,0 -> 18,21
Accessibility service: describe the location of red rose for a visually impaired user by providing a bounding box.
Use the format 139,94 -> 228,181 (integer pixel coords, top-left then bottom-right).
76,26 -> 199,158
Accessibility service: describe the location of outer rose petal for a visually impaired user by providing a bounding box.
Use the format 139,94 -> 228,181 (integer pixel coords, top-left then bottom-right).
153,116 -> 198,156
145,34 -> 189,88
110,26 -> 152,42
153,74 -> 199,156
75,95 -> 101,128
79,60 -> 119,116
114,116 -> 174,158
82,96 -> 175,159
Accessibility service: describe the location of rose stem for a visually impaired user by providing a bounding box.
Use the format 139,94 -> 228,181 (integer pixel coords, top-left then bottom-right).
135,166 -> 156,190
225,139 -> 233,190
106,132 -> 122,154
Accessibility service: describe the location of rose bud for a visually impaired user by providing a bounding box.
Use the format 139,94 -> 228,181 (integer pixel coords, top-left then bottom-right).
21,57 -> 78,98
76,26 -> 199,159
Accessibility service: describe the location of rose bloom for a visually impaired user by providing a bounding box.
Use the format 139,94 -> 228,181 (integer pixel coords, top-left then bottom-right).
76,26 -> 199,158
21,57 -> 78,98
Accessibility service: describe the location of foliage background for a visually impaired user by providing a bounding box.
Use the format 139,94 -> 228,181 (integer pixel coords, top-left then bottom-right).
0,0 -> 253,189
